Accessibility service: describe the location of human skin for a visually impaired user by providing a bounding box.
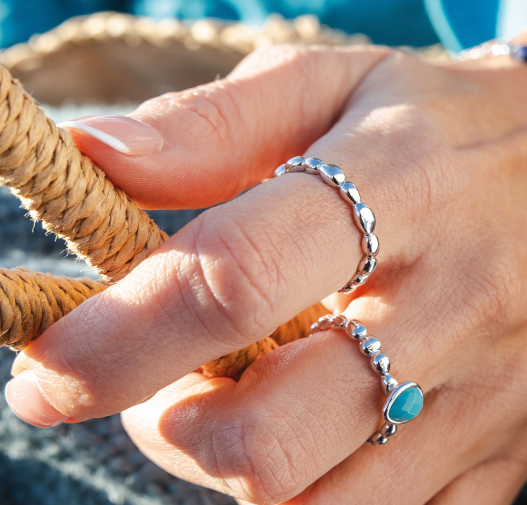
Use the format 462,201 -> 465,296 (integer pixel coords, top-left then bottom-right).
5,41 -> 527,504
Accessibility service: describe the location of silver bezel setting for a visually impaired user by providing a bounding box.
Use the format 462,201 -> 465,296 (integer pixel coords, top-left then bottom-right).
383,381 -> 423,425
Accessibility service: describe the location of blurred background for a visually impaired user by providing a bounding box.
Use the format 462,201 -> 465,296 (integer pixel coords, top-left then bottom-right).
0,0 -> 440,49
0,1 -> 526,504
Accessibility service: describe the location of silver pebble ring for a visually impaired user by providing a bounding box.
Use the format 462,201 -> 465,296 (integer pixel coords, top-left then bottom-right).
310,316 -> 424,445
274,156 -> 379,294
274,157 -> 423,445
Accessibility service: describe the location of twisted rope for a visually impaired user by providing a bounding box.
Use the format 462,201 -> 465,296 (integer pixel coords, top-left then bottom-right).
0,64 -> 168,280
0,268 -> 108,350
0,63 -> 326,376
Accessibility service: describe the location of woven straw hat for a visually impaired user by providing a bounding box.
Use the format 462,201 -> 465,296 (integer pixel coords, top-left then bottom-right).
0,12 -> 374,105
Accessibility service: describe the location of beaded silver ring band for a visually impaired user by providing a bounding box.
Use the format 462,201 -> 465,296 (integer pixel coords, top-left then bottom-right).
274,156 -> 379,294
310,315 -> 424,445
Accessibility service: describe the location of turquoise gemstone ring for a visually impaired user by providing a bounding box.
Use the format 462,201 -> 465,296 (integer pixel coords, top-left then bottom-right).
310,315 -> 424,445
383,381 -> 424,425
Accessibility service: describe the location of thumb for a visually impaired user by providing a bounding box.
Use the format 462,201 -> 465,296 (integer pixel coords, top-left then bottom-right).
59,45 -> 389,210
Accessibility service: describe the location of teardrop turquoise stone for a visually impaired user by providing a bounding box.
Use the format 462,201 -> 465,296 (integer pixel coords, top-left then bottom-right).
388,386 -> 423,423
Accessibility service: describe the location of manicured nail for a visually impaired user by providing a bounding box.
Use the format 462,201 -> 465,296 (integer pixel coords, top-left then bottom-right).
4,371 -> 68,428
57,115 -> 163,155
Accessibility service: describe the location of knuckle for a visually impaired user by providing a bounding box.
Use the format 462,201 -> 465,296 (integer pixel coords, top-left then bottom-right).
210,412 -> 305,504
177,87 -> 232,143
187,212 -> 280,339
144,81 -> 238,146
351,101 -> 460,217
36,359 -> 102,419
349,57 -> 467,219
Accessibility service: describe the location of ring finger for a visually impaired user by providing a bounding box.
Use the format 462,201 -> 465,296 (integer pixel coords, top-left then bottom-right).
120,279 -> 466,505
122,319 -> 527,505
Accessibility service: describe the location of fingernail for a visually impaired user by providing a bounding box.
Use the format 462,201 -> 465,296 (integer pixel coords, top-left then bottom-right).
57,115 -> 163,155
4,371 -> 68,428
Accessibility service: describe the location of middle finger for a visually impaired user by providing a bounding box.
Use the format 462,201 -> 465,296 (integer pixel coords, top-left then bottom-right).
10,142 -> 411,421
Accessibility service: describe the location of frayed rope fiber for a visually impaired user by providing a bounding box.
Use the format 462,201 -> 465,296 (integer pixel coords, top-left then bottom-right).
0,64 -> 324,376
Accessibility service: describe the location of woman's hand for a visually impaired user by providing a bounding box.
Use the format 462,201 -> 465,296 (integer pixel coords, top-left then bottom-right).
6,44 -> 527,504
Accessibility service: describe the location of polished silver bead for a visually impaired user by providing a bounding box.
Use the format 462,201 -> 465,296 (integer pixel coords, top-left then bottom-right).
303,157 -> 323,174
381,424 -> 397,437
310,322 -> 321,334
360,337 -> 381,356
361,234 -> 380,257
329,315 -> 347,330
319,163 -> 346,187
345,320 -> 367,340
274,164 -> 286,177
371,433 -> 389,445
381,375 -> 399,396
285,156 -> 305,173
371,353 -> 391,375
338,283 -> 358,294
317,315 -> 333,331
351,273 -> 369,287
358,255 -> 377,276
339,181 -> 361,205
353,203 -> 376,234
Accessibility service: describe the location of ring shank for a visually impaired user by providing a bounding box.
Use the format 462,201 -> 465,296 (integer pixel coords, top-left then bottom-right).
275,156 -> 379,294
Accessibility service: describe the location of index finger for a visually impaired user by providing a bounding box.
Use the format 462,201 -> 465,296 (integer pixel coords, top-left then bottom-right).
8,169 -> 368,421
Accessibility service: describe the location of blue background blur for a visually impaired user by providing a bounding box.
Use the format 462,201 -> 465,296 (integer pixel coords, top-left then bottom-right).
0,0 -> 438,48
2,0 -> 524,52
